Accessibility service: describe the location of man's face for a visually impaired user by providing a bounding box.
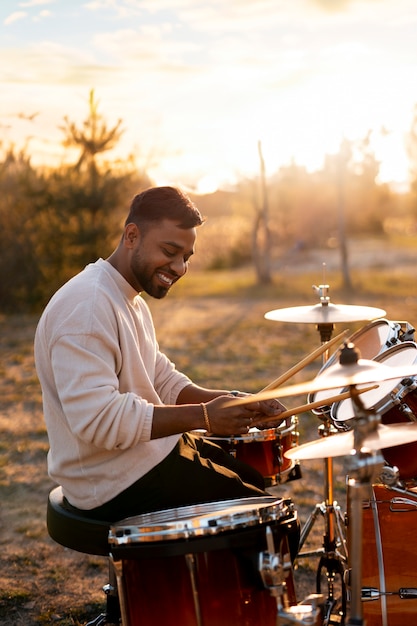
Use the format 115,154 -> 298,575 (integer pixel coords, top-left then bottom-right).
128,218 -> 197,298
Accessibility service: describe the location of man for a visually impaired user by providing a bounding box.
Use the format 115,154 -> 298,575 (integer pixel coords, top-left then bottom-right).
35,186 -> 285,523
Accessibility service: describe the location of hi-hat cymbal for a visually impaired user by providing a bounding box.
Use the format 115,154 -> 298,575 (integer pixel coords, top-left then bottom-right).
265,303 -> 386,324
225,358 -> 417,405
284,422 -> 417,460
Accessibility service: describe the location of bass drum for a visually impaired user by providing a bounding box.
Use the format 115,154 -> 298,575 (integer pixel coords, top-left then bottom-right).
308,319 -> 408,419
109,496 -> 299,626
358,483 -> 417,626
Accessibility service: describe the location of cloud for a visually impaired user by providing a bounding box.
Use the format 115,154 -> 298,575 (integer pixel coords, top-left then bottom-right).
20,0 -> 55,5
0,40 -> 102,86
4,11 -> 28,25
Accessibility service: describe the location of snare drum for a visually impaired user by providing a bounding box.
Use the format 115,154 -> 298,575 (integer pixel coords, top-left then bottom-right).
109,496 -> 299,626
309,319 -> 405,417
332,342 -> 417,480
358,483 -> 417,625
202,419 -> 299,486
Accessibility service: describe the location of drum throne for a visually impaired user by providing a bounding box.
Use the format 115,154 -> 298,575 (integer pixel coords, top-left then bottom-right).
47,485 -> 120,626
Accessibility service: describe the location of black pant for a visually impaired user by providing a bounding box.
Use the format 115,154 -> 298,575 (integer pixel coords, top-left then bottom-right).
68,433 -> 268,522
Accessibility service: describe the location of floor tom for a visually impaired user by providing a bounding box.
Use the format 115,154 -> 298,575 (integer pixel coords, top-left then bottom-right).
109,496 -> 299,626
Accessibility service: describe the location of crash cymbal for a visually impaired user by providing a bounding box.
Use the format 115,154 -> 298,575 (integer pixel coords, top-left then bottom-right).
284,422 -> 417,460
301,357 -> 417,391
225,358 -> 417,405
265,303 -> 386,324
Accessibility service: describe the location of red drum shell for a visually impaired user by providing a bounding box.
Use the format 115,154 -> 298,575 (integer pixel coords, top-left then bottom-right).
359,483 -> 417,626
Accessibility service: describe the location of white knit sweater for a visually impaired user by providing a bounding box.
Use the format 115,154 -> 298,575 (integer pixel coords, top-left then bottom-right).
34,259 -> 192,510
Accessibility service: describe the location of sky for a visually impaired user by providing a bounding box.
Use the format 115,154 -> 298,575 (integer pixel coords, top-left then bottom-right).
1,0 -> 417,193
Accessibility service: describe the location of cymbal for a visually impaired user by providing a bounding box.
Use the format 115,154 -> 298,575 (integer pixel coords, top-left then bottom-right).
225,358 -> 417,405
265,303 -> 386,324
301,357 -> 417,391
284,422 -> 417,460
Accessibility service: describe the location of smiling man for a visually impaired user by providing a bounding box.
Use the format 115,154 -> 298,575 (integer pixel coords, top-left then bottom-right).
34,186 -> 284,523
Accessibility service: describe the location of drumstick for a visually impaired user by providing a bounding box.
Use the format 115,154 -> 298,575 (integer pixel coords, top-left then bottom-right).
260,328 -> 350,393
250,385 -> 378,425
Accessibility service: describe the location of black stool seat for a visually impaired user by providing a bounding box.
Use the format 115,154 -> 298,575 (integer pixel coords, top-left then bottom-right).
47,486 -> 111,556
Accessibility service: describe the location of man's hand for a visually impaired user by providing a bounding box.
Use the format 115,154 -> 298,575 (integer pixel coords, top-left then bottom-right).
251,398 -> 287,430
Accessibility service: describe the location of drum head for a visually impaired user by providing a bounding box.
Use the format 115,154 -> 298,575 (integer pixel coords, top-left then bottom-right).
206,424 -> 293,444
109,496 -> 286,545
332,342 -> 417,423
308,319 -> 401,409
348,319 -> 400,360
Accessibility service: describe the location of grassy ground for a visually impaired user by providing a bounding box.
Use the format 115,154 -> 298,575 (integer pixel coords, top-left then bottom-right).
1,241 -> 417,625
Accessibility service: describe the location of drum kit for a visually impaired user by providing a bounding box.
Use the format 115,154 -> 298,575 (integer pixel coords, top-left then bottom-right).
106,284 -> 417,626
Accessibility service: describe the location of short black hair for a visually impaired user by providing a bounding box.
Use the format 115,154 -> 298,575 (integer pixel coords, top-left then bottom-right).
125,186 -> 204,230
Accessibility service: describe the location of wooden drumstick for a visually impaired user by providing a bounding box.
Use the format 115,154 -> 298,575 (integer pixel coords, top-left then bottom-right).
250,385 -> 378,426
260,328 -> 350,393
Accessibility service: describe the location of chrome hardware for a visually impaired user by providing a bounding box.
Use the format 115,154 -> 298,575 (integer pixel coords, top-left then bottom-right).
259,526 -> 288,598
379,464 -> 400,487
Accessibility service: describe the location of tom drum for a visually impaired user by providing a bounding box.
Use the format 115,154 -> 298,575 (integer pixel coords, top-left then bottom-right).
331,342 -> 417,480
202,419 -> 299,486
308,319 -> 411,419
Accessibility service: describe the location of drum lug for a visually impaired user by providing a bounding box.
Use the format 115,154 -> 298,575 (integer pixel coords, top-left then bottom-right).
400,322 -> 415,342
361,586 -> 382,601
259,550 -> 286,596
399,402 -> 417,420
259,526 -> 290,598
399,587 -> 417,598
273,441 -> 284,468
379,464 -> 400,486
291,430 -> 300,447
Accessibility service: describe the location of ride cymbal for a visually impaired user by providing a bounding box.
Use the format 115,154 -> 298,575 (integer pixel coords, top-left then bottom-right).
265,303 -> 386,324
284,422 -> 417,460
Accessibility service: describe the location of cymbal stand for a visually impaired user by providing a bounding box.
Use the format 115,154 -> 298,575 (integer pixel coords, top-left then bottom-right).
345,388 -> 385,625
297,318 -> 349,625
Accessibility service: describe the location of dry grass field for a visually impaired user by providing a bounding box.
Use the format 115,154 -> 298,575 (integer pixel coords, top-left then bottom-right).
1,237 -> 417,625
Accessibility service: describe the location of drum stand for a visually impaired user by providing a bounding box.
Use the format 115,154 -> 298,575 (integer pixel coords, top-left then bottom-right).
297,418 -> 349,625
297,322 -> 349,625
344,388 -> 385,626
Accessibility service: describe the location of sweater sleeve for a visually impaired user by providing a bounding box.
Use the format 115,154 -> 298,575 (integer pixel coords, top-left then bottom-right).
153,347 -> 192,405
50,331 -> 154,450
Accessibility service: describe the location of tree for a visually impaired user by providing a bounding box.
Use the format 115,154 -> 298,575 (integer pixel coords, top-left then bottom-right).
335,139 -> 353,292
0,91 -> 150,311
57,89 -> 129,261
252,141 -> 273,284
0,144 -> 45,310
37,89 -> 152,299
61,89 -> 123,175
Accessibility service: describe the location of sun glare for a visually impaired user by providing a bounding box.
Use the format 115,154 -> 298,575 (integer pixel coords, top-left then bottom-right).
1,2 -> 415,194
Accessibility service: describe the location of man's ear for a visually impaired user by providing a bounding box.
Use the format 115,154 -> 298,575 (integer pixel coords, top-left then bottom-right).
124,223 -> 139,248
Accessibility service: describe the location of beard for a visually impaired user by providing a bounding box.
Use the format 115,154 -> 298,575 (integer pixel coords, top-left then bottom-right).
130,250 -> 172,299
